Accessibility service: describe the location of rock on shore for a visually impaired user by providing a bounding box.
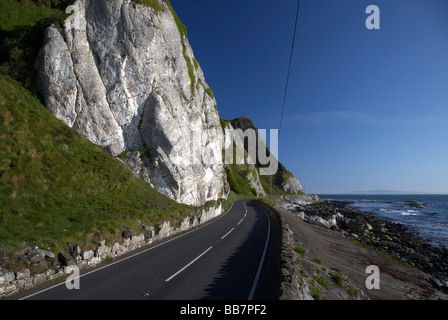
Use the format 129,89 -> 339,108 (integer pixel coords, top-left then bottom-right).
277,195 -> 448,298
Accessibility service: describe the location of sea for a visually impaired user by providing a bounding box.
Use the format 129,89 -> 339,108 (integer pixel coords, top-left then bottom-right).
317,194 -> 448,249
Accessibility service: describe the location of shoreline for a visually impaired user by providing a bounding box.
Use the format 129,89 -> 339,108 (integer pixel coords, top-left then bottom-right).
318,194 -> 448,249
276,194 -> 448,299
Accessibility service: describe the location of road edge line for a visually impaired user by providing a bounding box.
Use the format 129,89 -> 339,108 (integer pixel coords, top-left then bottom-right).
248,205 -> 271,300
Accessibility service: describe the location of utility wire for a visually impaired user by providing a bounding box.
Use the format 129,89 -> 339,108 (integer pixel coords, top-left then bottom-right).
279,0 -> 301,138
270,0 -> 301,205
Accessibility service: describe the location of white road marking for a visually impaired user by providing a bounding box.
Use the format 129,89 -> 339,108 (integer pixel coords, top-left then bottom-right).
248,207 -> 271,300
165,246 -> 213,282
237,218 -> 244,225
221,228 -> 235,240
20,202 -> 237,300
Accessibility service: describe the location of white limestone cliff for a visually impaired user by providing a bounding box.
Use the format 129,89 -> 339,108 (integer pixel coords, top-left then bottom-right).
37,0 -> 228,206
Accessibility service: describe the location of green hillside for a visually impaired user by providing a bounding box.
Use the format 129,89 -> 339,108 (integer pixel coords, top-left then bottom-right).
0,74 -> 197,262
220,118 -> 295,207
0,0 -> 72,92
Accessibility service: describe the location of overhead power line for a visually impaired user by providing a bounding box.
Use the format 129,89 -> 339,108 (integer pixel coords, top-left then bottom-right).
279,0 -> 301,138
269,0 -> 301,205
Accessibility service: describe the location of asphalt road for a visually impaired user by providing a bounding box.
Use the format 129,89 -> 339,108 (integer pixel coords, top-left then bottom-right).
18,199 -> 279,300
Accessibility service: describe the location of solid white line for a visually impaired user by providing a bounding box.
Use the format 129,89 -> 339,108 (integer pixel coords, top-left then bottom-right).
165,246 -> 213,282
221,227 -> 235,240
20,201 -> 237,300
248,206 -> 271,300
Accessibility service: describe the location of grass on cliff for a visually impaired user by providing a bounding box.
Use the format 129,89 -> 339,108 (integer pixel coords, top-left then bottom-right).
0,0 -> 73,92
132,0 -> 195,95
0,73 -> 198,258
133,0 -> 166,12
219,118 -> 294,207
0,0 -> 193,95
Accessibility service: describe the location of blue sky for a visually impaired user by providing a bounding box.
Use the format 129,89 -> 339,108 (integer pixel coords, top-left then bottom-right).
170,0 -> 448,194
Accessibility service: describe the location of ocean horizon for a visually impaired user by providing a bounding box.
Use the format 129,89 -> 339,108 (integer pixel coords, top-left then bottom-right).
317,194 -> 448,249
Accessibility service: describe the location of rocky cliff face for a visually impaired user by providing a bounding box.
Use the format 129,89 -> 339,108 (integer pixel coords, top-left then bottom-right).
227,117 -> 303,194
37,0 -> 228,206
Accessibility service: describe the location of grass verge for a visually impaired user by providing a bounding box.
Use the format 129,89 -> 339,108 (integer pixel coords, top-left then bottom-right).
0,73 -> 199,263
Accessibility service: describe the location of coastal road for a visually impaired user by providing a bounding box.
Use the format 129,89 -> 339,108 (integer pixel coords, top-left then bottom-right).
18,200 -> 280,300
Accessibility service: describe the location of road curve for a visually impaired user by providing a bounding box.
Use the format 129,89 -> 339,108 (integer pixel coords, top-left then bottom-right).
18,199 -> 280,300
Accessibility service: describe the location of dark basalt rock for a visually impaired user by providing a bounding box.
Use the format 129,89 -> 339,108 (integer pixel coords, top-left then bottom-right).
292,199 -> 448,294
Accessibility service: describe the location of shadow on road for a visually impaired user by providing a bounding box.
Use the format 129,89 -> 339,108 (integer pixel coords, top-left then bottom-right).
201,200 -> 281,300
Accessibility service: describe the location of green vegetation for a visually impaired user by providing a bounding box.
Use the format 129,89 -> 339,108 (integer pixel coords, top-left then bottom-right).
376,246 -> 417,269
218,117 -> 304,206
279,171 -> 294,185
350,239 -> 374,250
165,0 -> 187,39
225,166 -> 241,194
312,258 -> 324,265
220,191 -> 253,213
205,87 -> 215,100
250,187 -> 258,197
0,0 -> 72,92
299,269 -> 308,278
308,280 -> 322,300
0,0 -> 305,272
259,174 -> 295,198
0,0 -> 196,97
183,49 -> 196,95
133,0 -> 166,12
132,0 -> 196,95
225,162 -> 259,198
0,73 -> 200,261
222,143 -> 262,199
346,285 -> 359,298
304,269 -> 328,300
293,246 -> 306,257
314,274 -> 328,289
329,272 -> 346,287
328,268 -> 359,298
0,0 -> 61,30
220,118 -> 230,129
159,0 -> 196,94
350,238 -> 414,267
193,57 -> 199,71
0,0 -> 223,260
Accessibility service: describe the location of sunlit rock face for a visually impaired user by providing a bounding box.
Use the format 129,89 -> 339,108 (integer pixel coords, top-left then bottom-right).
37,0 -> 229,205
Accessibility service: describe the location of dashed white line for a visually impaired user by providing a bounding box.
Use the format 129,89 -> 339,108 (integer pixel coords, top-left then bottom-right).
237,218 -> 244,225
21,201 -> 239,300
165,246 -> 213,282
221,228 -> 235,240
